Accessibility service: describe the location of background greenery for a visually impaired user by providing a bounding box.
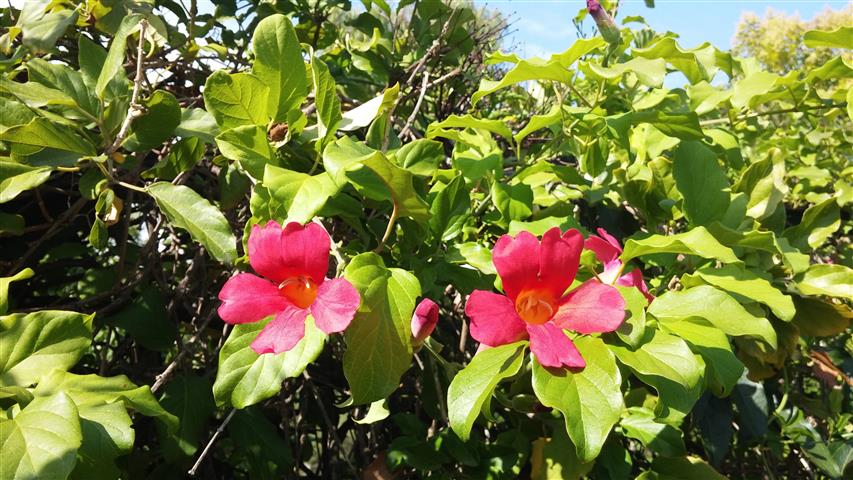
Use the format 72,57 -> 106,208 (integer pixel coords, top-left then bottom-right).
0,0 -> 850,478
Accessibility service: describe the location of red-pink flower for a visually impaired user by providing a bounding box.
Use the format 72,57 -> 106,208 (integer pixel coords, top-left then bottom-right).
464,228 -> 626,369
585,228 -> 654,302
411,298 -> 439,346
218,221 -> 360,354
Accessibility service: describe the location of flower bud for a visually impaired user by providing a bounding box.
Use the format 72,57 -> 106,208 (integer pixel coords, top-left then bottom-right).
411,299 -> 439,346
587,0 -> 622,45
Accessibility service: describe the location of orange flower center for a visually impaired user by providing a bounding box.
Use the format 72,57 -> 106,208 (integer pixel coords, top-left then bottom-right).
279,276 -> 318,309
515,289 -> 557,325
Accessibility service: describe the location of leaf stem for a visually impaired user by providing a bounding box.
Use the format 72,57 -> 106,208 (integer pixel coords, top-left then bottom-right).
374,202 -> 398,253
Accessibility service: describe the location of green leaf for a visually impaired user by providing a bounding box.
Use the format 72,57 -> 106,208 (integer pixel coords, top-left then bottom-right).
0,162 -> 51,204
621,227 -> 740,264
263,165 -> 340,224
0,310 -> 93,387
633,37 -> 715,84
672,141 -> 729,226
0,392 -> 82,480
649,286 -> 777,347
26,58 -> 98,118
532,336 -> 623,462
614,285 -> 647,348
17,0 -> 78,52
72,402 -> 134,480
213,316 -> 326,408
343,253 -> 420,404
33,370 -> 177,431
156,374 -> 215,460
338,84 -> 399,131
609,329 -> 704,424
795,264 -> 853,301
395,138 -> 444,177
310,56 -> 341,144
124,90 -> 182,151
203,71 -> 270,129
143,137 -> 205,180
620,406 -> 686,457
323,137 -> 430,222
607,111 -> 704,141
429,175 -> 471,242
640,456 -> 727,480
0,213 -> 25,236
492,182 -> 533,225
447,341 -> 526,440
147,182 -> 237,264
531,420 -> 594,480
803,27 -> 853,48
252,14 -> 308,121
791,296 -> 851,337
227,408 -> 293,476
216,125 -> 278,180
732,149 -> 787,221
682,264 -> 795,321
581,57 -> 667,88
660,318 -> 744,397
783,197 -> 840,250
96,14 -> 142,100
0,269 -> 33,316
426,114 -> 514,144
0,117 -> 96,156
445,242 -> 497,276
175,108 -> 220,144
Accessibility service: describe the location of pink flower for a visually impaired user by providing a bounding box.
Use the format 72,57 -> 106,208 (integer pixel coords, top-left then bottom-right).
411,299 -> 439,346
587,0 -> 622,45
218,221 -> 360,354
464,228 -> 626,369
585,228 -> 654,302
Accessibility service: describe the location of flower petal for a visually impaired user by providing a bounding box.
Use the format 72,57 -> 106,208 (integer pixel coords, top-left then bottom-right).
552,280 -> 626,334
218,273 -> 288,324
411,298 -> 440,344
526,323 -> 585,368
280,222 -> 331,284
538,227 -> 583,298
465,290 -> 528,346
585,228 -> 622,267
310,277 -> 360,334
248,220 -> 287,283
250,305 -> 309,354
617,269 -> 655,302
492,231 -> 541,300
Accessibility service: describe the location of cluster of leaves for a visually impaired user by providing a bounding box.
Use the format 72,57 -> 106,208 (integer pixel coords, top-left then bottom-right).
1,0 -> 851,478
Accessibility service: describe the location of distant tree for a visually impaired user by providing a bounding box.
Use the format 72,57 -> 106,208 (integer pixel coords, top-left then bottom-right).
733,6 -> 852,75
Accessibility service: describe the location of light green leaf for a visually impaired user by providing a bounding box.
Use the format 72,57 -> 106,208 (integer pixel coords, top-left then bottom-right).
0,162 -> 52,204
609,329 -> 704,424
492,182 -> 533,225
660,318 -> 744,397
18,0 -> 78,52
783,197 -> 840,250
732,149 -> 788,221
606,111 -> 704,141
343,253 -> 420,404
0,392 -> 82,480
447,342 -> 526,441
353,399 -> 391,425
0,310 -> 93,387
633,37 -> 715,84
581,57 -> 667,88
96,14 -> 142,100
263,165 -> 340,224
444,242 -> 496,275
791,296 -> 852,337
147,182 -> 237,264
395,139 -> 444,177
804,27 -> 853,48
27,58 -> 98,117
124,90 -> 182,151
216,125 -> 278,180
620,406 -> 686,457
532,336 -> 623,462
649,286 -> 777,347
0,117 -> 96,156
0,269 -> 34,316
795,264 -> 853,301
311,56 -> 341,143
72,402 -> 134,479
672,141 -> 729,226
213,316 -> 326,409
640,456 -> 727,480
621,227 -> 740,264
426,114 -> 513,143
614,285 -> 647,348
323,137 -> 430,222
429,175 -> 471,242
203,71 -> 270,129
252,14 -> 308,121
175,108 -> 220,144
338,84 -> 399,131
682,264 -> 795,321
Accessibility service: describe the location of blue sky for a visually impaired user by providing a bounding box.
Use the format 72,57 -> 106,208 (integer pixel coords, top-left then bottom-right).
493,0 -> 851,58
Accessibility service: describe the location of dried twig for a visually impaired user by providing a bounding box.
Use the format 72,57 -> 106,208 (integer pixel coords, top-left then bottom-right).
188,408 -> 236,476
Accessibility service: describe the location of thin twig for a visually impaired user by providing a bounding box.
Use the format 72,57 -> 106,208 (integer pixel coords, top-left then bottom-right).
107,19 -> 149,156
699,102 -> 845,127
400,70 -> 430,138
150,307 -> 217,394
188,408 -> 236,476
303,371 -> 359,477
